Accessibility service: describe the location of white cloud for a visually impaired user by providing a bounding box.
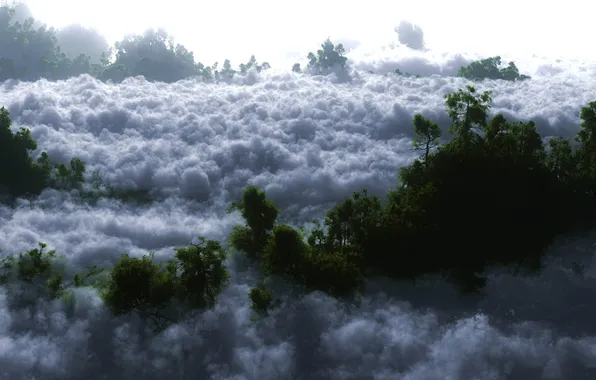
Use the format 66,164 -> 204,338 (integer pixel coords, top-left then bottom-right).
395,21 -> 425,50
2,24 -> 596,379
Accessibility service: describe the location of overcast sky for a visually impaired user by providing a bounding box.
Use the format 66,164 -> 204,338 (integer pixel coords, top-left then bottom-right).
23,0 -> 596,66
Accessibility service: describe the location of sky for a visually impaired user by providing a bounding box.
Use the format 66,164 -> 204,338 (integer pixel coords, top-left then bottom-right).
21,0 -> 596,66
2,1 -> 596,379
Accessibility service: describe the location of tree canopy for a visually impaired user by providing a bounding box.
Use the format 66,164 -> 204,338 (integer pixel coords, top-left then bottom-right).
457,56 -> 531,82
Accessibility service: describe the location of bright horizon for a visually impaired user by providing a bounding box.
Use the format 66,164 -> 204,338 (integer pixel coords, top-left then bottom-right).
20,0 -> 596,67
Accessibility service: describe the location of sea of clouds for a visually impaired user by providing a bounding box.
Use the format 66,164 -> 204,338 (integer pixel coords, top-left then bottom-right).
1,29 -> 596,379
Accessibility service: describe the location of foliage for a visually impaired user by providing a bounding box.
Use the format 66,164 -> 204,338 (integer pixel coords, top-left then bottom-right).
261,224 -> 309,280
228,86 -> 596,294
0,238 -> 228,333
228,186 -> 279,258
0,107 -> 86,200
170,238 -> 230,309
0,242 -> 105,303
239,55 -> 271,74
0,107 -> 151,205
444,86 -> 492,145
457,56 -> 531,82
248,282 -> 280,317
293,38 -> 348,74
101,237 -> 229,332
412,114 -> 441,163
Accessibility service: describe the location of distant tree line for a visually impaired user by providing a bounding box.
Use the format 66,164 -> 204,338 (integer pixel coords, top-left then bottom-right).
2,85 -> 596,327
0,5 -> 270,83
0,5 -> 530,83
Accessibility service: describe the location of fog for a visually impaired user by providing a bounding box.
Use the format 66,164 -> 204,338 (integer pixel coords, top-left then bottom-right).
2,2 -> 596,379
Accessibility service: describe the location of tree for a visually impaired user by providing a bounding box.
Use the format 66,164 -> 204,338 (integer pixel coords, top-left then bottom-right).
261,224 -> 308,280
306,38 -> 348,72
0,242 -> 105,304
228,186 -> 279,258
412,114 -> 441,163
239,55 -> 270,74
575,101 -> 596,179
102,237 -> 230,332
444,86 -> 492,145
457,56 -> 531,81
170,238 -> 230,309
0,107 -> 52,198
249,284 -> 278,317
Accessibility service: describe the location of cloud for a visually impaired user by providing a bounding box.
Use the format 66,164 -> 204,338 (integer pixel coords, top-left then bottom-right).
2,21 -> 596,379
395,21 -> 425,51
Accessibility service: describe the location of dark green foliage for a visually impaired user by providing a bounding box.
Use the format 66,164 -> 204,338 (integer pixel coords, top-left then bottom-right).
375,86 -> 596,291
249,284 -> 277,317
301,250 -> 363,297
0,107 -> 48,197
0,242 -> 105,302
52,157 -> 87,190
101,237 -> 229,332
227,188 -> 364,305
457,56 -> 531,81
261,225 -> 309,280
260,223 -> 362,296
0,238 -> 228,332
444,85 -> 492,144
228,186 -> 279,258
170,238 -> 230,309
0,107 -> 86,201
0,250 -> 12,284
320,190 -> 385,271
15,242 -> 56,282
0,242 -> 63,300
101,252 -> 175,330
412,114 -> 441,163
231,86 -> 596,295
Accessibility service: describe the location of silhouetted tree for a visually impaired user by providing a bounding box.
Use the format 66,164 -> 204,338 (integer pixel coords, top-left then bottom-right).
412,114 -> 441,163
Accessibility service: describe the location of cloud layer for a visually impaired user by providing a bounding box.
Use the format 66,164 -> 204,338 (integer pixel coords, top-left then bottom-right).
1,35 -> 596,379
